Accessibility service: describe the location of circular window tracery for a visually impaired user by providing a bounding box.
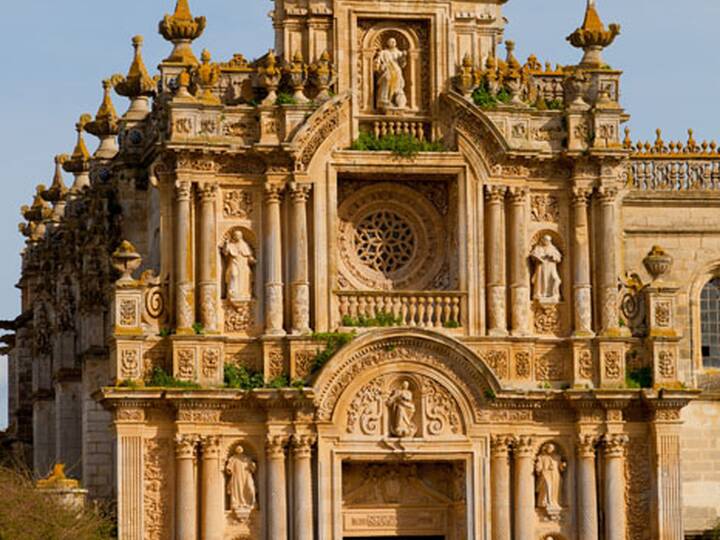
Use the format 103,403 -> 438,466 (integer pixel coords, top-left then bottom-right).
337,183 -> 445,291
354,210 -> 416,274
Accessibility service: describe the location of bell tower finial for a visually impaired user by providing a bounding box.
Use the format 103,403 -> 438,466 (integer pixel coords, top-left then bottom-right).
158,0 -> 206,65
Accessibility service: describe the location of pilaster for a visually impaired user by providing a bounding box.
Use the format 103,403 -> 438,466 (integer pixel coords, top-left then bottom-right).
264,184 -> 286,336
198,183 -> 219,333
485,185 -> 508,336
175,180 -> 195,333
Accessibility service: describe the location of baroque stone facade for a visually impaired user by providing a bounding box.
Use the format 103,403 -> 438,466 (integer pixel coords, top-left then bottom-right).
2,0 -> 720,539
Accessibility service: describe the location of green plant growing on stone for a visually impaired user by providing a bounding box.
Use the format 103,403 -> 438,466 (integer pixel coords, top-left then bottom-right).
266,374 -> 290,389
472,83 -> 512,110
443,319 -> 460,329
626,366 -> 653,389
192,322 -> 205,335
310,331 -> 356,373
342,311 -> 402,328
484,388 -> 496,400
275,92 -> 297,105
158,327 -> 174,338
224,364 -> 265,390
147,367 -> 201,389
350,132 -> 444,157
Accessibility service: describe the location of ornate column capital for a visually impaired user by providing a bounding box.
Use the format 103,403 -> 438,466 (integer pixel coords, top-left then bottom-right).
175,180 -> 192,201
603,433 -> 629,458
200,435 -> 222,459
291,433 -> 317,459
288,182 -> 312,203
576,434 -> 599,459
596,186 -> 618,205
264,183 -> 285,204
174,433 -> 199,459
512,435 -> 535,458
490,434 -> 513,458
484,184 -> 507,203
266,434 -> 289,460
198,182 -> 218,202
572,187 -> 592,206
507,186 -> 529,204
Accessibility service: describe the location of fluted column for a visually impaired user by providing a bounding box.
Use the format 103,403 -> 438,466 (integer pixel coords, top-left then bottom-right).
201,436 -> 224,540
485,185 -> 508,336
572,188 -> 594,336
175,434 -> 198,540
577,435 -> 599,540
513,435 -> 535,540
508,187 -> 530,336
603,434 -> 629,540
198,183 -> 219,332
264,184 -> 286,335
597,187 -> 620,335
292,434 -> 316,540
175,180 -> 195,332
289,183 -> 312,335
267,435 -> 289,540
490,435 -> 512,540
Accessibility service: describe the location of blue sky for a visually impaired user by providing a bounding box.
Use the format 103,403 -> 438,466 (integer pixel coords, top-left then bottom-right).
0,0 -> 719,429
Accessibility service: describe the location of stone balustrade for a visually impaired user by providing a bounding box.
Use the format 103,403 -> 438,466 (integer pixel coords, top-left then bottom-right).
629,158 -> 720,191
337,291 -> 465,329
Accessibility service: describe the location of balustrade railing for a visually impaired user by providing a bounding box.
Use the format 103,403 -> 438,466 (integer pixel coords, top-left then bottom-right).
337,291 -> 466,329
626,128 -> 720,191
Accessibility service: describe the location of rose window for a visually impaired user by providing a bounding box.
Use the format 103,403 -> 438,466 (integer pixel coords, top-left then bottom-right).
354,210 -> 416,274
337,183 -> 446,291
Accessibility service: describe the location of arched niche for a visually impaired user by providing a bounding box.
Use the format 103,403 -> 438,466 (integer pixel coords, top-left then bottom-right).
312,328 -> 500,433
360,23 -> 425,114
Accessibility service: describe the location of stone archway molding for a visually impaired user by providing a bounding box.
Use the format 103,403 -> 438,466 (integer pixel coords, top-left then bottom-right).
312,327 -> 501,424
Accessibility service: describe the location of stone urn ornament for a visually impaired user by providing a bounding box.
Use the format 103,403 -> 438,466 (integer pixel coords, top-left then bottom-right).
643,245 -> 673,281
112,240 -> 142,284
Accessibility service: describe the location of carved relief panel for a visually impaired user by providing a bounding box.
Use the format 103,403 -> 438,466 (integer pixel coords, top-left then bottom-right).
345,373 -> 463,438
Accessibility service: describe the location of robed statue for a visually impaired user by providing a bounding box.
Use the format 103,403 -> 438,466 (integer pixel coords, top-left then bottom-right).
374,38 -> 408,111
530,235 -> 562,304
222,230 -> 255,303
535,442 -> 566,520
226,446 -> 257,516
387,381 -> 417,437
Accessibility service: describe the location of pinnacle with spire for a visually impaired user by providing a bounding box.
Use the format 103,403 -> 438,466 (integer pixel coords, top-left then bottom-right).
115,36 -> 157,103
85,79 -> 121,159
41,155 -> 69,205
567,0 -> 620,68
159,0 -> 206,65
64,114 -> 92,174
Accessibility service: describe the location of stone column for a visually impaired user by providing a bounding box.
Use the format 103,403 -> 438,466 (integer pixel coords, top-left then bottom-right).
651,407 -> 684,540
485,185 -> 508,336
175,180 -> 195,332
577,435 -> 599,540
288,183 -> 312,335
513,435 -> 535,540
603,434 -> 629,540
264,184 -> 286,336
201,435 -> 224,540
596,187 -> 620,335
507,187 -> 530,336
490,435 -> 512,540
198,183 -> 219,332
267,435 -> 289,540
292,434 -> 316,540
175,434 -> 198,540
572,187 -> 594,336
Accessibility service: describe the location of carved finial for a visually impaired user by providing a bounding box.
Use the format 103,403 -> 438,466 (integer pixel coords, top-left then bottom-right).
505,40 -> 520,71
643,245 -> 673,282
654,129 -> 664,152
41,155 -> 69,204
285,50 -> 309,103
567,0 -> 620,67
112,240 -> 143,284
85,79 -> 120,159
193,49 -> 221,104
623,127 -> 632,149
687,129 -> 697,152
308,50 -> 335,102
258,50 -> 282,106
114,35 -> 157,103
159,0 -> 206,65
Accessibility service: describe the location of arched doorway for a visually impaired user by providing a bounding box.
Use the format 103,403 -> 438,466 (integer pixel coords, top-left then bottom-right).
312,328 -> 499,540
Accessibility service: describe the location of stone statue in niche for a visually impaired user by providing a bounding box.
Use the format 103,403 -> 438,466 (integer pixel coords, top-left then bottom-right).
222,230 -> 255,304
535,442 -> 566,520
374,38 -> 407,111
387,381 -> 417,437
530,235 -> 562,304
226,446 -> 257,518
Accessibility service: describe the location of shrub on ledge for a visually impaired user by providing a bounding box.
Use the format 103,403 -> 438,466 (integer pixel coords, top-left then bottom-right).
350,132 -> 445,157
146,367 -> 201,389
341,311 -> 402,328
